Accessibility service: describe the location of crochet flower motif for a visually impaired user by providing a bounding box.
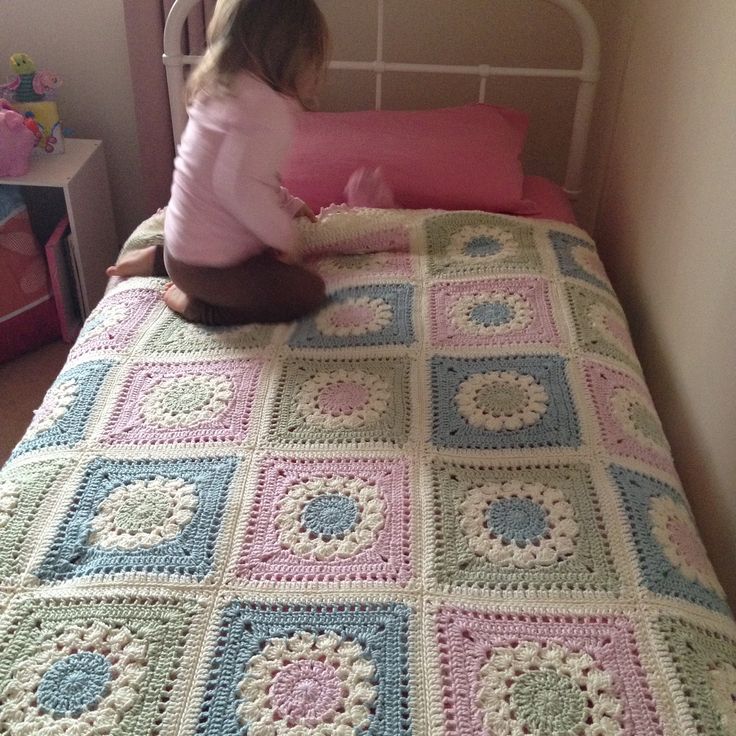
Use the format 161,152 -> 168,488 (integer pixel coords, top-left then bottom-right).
459,481 -> 578,568
478,641 -> 623,736
238,631 -> 376,735
572,246 -> 609,283
649,495 -> 724,595
0,622 -> 148,735
275,476 -> 385,561
296,369 -> 390,429
448,225 -> 518,261
610,387 -> 668,452
77,303 -> 128,344
315,297 -> 393,337
450,291 -> 532,336
587,302 -> 633,355
88,476 -> 198,550
0,478 -> 21,531
140,374 -> 233,428
455,371 -> 548,431
708,660 -> 736,734
25,378 -> 78,440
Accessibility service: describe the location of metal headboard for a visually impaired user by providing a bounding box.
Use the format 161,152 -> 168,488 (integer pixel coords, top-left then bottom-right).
163,0 -> 599,199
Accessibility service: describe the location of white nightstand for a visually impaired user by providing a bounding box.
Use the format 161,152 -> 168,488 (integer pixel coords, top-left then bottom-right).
0,139 -> 117,317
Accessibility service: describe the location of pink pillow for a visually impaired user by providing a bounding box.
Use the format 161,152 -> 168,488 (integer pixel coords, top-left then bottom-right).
282,103 -> 538,215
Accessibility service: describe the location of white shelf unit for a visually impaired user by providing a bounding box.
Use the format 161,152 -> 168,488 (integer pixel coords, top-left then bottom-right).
0,139 -> 118,317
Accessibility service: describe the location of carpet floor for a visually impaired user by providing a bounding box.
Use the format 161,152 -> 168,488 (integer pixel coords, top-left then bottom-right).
0,341 -> 70,466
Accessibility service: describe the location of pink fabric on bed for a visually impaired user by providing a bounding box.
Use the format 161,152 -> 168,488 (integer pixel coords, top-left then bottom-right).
283,104 -> 537,216
522,175 -> 577,225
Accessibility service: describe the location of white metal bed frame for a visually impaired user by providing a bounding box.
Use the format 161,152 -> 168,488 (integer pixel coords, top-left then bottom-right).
163,0 -> 599,200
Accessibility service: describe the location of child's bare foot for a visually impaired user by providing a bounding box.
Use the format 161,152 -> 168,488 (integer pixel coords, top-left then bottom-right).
162,283 -> 192,317
106,245 -> 159,278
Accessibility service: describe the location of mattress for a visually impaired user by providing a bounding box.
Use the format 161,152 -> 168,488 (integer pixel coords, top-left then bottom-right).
0,206 -> 734,736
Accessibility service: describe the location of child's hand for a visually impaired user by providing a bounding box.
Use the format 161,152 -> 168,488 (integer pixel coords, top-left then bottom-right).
344,167 -> 395,208
295,203 -> 318,222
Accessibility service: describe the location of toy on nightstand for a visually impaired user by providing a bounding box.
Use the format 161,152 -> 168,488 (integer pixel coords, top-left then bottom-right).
0,53 -> 64,154
0,101 -> 36,176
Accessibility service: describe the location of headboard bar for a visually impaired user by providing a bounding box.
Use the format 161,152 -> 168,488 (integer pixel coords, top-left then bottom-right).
375,0 -> 385,109
329,61 -> 587,80
163,0 -> 600,200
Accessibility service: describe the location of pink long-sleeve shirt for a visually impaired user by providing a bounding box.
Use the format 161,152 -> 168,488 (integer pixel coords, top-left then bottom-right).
164,73 -> 304,267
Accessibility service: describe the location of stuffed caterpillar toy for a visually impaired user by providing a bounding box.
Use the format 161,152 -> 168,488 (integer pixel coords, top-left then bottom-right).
0,53 -> 62,103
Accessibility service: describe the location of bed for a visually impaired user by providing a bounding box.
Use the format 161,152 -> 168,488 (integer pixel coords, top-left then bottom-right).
1,1 -> 735,735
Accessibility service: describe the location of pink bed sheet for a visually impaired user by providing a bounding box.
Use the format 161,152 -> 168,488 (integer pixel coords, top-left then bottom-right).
522,175 -> 577,225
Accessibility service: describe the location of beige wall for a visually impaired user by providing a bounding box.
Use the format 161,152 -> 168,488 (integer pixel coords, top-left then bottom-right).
0,0 -> 147,242
595,0 -> 736,606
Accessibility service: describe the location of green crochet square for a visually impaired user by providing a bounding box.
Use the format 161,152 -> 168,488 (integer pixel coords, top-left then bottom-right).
144,309 -> 275,355
0,594 -> 204,734
565,283 -> 642,374
0,459 -> 71,583
656,617 -> 736,736
429,460 -> 618,592
267,357 -> 412,448
424,212 -> 542,278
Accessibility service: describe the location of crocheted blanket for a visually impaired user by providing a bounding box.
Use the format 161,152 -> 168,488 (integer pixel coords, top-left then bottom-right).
1,207 -> 735,736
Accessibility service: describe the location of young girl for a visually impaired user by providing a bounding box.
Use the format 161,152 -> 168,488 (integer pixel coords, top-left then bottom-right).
108,0 -> 329,325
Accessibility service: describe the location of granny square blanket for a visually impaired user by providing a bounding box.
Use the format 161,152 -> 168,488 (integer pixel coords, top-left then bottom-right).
0,207 -> 734,736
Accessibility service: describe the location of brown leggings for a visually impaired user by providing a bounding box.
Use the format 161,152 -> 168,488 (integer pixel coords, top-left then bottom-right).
153,246 -> 325,326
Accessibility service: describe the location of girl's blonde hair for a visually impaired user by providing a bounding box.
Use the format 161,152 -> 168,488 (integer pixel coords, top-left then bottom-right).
187,0 -> 328,104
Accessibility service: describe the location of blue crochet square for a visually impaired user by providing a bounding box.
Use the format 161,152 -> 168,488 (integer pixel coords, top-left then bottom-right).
609,465 -> 730,615
431,355 -> 581,450
549,230 -> 613,292
36,456 -> 238,581
196,600 -> 413,735
289,283 -> 415,348
11,361 -> 113,458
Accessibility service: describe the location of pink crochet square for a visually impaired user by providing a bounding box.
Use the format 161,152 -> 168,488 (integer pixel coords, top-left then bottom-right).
69,288 -> 160,359
429,277 -> 561,348
435,608 -> 662,736
235,455 -> 413,584
583,359 -> 675,474
309,251 -> 414,289
103,359 -> 262,445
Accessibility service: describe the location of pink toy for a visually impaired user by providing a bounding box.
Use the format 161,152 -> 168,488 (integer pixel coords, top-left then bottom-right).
32,69 -> 63,98
0,104 -> 36,176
